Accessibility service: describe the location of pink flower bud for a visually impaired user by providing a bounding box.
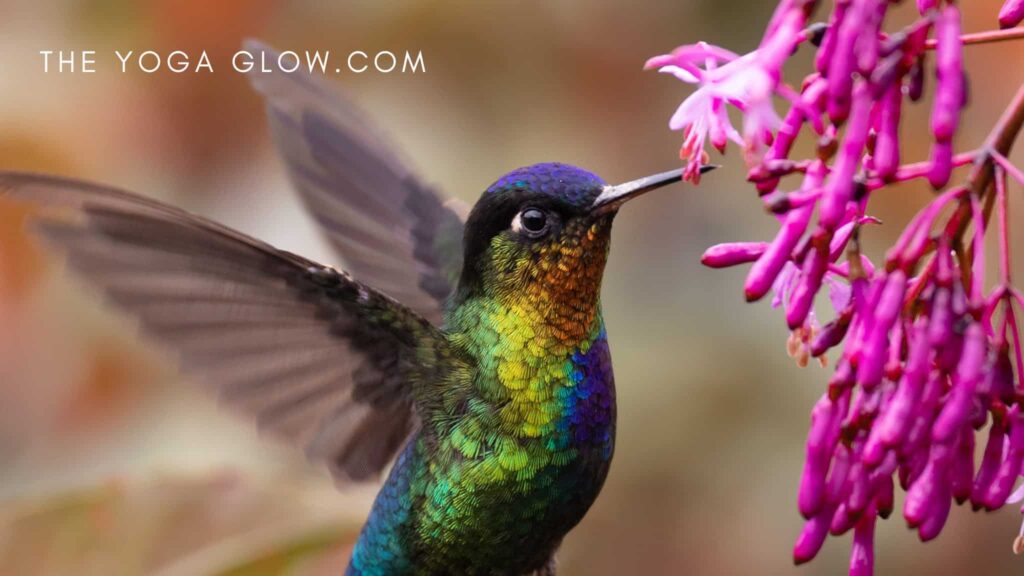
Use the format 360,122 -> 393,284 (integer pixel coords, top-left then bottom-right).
885,321 -> 905,381
904,467 -> 937,528
981,346 -> 1016,404
815,1 -> 848,76
932,323 -> 986,443
749,160 -> 802,183
928,287 -> 953,346
900,445 -> 928,490
917,485 -> 951,541
931,6 -> 964,143
971,415 -> 1006,509
821,84 -> 872,230
845,279 -> 884,362
811,308 -> 853,357
984,407 -> 1024,509
855,0 -> 887,76
846,459 -> 877,517
745,205 -> 813,301
895,189 -> 966,269
826,2 -> 867,123
901,371 -> 947,468
937,306 -> 967,374
829,216 -> 880,262
829,360 -> 856,398
928,140 -> 954,189
857,271 -> 907,388
787,240 -> 831,329
873,82 -> 902,181
951,428 -> 975,504
800,394 -> 845,517
849,510 -> 876,576
701,242 -> 769,268
827,444 -> 855,503
830,501 -> 858,536
905,444 -> 953,529
794,508 -> 833,564
1000,0 -> 1024,28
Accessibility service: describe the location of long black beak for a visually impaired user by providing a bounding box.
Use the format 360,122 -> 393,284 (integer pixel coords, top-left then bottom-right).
591,165 -> 717,213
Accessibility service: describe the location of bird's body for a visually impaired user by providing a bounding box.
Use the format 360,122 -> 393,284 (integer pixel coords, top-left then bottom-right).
349,322 -> 613,574
350,168 -> 618,573
0,42 -> 707,575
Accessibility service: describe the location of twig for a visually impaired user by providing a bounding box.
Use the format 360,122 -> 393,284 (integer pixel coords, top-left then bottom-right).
926,27 -> 1024,49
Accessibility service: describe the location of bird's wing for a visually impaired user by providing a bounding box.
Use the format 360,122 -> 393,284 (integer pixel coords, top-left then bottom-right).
245,40 -> 466,327
0,172 -> 454,483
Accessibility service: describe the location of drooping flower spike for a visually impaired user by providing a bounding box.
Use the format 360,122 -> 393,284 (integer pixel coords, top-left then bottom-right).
658,1 -> 1024,574
1001,0 -> 1024,29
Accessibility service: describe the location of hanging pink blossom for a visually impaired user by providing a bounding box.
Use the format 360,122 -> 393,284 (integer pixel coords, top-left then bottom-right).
653,1 -> 1024,574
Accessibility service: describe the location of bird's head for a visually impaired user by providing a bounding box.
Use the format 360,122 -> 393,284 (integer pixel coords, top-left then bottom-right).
455,162 -> 712,309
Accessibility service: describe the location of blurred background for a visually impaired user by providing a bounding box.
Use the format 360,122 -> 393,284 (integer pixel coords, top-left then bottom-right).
1,1 -> 1023,574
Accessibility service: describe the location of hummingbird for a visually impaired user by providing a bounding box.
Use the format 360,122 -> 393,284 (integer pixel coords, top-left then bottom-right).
0,41 -> 713,575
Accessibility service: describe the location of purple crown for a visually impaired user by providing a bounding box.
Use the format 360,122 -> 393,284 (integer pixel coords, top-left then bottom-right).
486,163 -> 605,208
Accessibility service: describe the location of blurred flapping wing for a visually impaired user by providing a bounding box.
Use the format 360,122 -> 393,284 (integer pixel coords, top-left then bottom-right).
0,173 -> 449,483
245,39 -> 466,327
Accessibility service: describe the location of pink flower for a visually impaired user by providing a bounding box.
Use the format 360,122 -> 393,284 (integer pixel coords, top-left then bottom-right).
700,242 -> 768,268
649,4 -> 811,181
656,0 -> 1024,573
647,43 -> 783,182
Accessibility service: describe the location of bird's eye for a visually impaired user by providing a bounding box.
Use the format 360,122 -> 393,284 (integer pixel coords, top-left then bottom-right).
512,207 -> 550,238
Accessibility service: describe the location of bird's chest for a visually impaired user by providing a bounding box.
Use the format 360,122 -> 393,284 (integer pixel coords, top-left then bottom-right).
348,327 -> 617,575
415,334 -> 616,572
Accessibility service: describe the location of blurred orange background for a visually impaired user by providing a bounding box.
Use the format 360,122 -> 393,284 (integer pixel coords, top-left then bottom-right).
1,1 -> 1023,574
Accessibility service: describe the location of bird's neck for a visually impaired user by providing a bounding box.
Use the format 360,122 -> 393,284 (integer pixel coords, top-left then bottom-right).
446,282 -> 611,440
449,275 -> 605,364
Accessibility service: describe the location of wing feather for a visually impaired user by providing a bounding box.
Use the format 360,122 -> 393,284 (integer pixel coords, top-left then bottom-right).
1,172 -> 450,483
246,40 -> 466,325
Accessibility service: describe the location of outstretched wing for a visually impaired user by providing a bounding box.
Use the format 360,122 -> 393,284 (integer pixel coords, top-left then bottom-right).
0,172 -> 452,483
246,40 -> 466,327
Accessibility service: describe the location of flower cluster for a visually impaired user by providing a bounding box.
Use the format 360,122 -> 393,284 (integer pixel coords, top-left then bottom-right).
654,1 -> 1024,574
